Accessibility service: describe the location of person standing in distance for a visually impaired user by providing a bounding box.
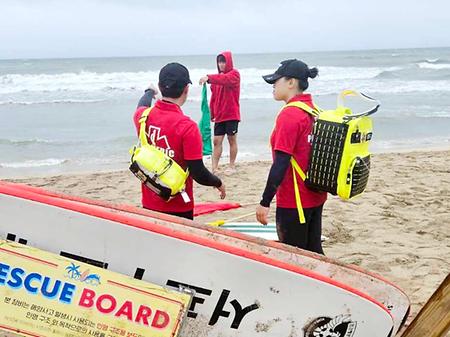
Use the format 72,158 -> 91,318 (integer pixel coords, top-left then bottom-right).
133,62 -> 226,220
199,51 -> 240,174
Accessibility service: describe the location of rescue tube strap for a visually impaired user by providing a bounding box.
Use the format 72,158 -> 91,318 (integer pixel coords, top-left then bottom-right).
138,106 -> 190,180
139,107 -> 153,146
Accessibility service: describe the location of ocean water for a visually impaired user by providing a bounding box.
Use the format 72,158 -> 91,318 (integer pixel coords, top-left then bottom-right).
1,47 -> 450,178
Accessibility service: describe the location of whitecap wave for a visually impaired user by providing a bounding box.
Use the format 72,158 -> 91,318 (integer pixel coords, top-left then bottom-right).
0,66 -> 391,95
0,98 -> 106,105
0,138 -> 54,145
0,70 -> 160,94
416,111 -> 450,118
0,158 -> 68,168
311,79 -> 450,95
1,65 -> 449,103
417,62 -> 450,70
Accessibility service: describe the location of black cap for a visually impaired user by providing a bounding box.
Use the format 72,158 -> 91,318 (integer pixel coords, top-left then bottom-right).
159,62 -> 192,89
263,59 -> 310,84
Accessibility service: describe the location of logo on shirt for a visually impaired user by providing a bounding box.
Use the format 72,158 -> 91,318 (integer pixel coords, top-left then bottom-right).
147,126 -> 175,158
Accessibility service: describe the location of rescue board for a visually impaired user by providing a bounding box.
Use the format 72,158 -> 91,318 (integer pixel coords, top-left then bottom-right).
0,181 -> 409,336
0,181 -> 409,333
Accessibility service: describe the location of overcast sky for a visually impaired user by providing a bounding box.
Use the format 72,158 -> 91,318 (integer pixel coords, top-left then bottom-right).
1,0 -> 449,59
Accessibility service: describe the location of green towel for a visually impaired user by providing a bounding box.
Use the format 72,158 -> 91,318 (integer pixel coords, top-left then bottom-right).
198,84 -> 212,156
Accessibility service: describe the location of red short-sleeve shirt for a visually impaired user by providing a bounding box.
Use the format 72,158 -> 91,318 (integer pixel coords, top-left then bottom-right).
270,94 -> 327,209
133,100 -> 203,213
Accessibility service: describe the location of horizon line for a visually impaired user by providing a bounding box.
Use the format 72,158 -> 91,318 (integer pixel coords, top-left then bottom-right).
1,45 -> 449,62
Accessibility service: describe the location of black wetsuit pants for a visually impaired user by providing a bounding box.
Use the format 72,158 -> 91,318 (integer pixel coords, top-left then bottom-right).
275,205 -> 324,255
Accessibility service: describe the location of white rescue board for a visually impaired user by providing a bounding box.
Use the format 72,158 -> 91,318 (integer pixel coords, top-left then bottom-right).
0,182 -> 409,336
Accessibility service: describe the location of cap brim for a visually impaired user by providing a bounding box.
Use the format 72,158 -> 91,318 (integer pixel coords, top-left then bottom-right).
262,73 -> 282,84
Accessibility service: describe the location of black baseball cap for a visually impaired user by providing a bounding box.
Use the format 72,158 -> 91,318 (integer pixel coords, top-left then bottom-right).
263,59 -> 310,84
159,62 -> 192,89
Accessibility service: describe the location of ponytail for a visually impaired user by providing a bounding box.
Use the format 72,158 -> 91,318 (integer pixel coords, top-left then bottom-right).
308,67 -> 319,79
299,66 -> 318,90
283,61 -> 319,91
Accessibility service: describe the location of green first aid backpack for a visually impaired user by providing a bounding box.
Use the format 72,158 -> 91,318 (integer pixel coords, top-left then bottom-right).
287,90 -> 380,223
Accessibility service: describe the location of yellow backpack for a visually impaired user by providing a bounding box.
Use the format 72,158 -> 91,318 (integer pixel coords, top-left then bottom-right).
129,106 -> 189,201
286,90 -> 379,223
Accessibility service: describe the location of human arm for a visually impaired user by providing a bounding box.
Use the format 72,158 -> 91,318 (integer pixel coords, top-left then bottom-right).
186,160 -> 225,199
256,151 -> 291,225
209,85 -> 216,121
136,84 -> 159,108
206,70 -> 240,87
260,150 -> 292,207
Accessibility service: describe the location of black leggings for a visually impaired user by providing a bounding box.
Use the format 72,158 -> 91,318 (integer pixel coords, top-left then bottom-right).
275,205 -> 324,255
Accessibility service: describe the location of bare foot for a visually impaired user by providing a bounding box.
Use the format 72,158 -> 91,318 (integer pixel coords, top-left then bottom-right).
224,167 -> 236,175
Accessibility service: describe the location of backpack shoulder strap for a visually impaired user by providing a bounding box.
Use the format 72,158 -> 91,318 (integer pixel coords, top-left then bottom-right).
291,157 -> 307,224
284,101 -> 321,118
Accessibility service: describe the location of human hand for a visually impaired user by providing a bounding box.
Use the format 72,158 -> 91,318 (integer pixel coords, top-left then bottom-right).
216,183 -> 226,199
256,204 -> 270,225
146,83 -> 159,98
199,76 -> 209,85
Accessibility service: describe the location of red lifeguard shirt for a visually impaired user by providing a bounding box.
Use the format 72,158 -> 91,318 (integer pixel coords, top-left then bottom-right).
133,100 -> 203,213
270,94 -> 327,209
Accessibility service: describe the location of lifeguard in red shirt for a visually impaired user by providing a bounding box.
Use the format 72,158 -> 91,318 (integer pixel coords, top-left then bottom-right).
199,51 -> 240,174
133,63 -> 225,220
256,59 -> 327,254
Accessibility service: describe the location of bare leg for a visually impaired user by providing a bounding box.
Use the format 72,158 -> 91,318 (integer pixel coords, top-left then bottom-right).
212,135 -> 225,173
228,134 -> 238,169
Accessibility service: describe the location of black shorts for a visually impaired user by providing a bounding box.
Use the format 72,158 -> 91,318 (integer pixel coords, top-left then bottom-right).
214,120 -> 239,136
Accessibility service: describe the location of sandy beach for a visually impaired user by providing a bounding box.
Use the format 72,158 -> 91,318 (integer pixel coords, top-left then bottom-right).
4,149 -> 450,336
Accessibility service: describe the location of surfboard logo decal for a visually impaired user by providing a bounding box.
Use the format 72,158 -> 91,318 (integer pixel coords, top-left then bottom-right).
304,314 -> 357,337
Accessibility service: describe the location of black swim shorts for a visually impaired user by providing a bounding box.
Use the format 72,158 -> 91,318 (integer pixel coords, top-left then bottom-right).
214,120 -> 239,136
